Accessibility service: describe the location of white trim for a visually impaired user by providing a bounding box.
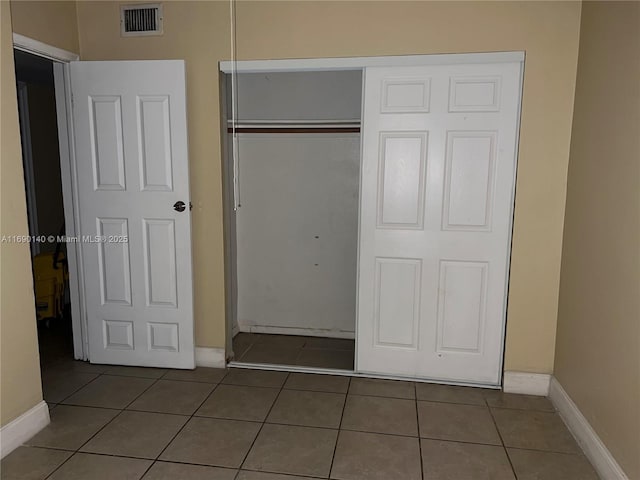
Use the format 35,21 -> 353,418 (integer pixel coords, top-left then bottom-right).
497,58 -> 525,387
12,33 -> 79,62
220,52 -> 524,73
0,401 -> 50,459
195,347 -> 226,368
53,64 -> 87,360
16,82 -> 40,256
549,378 -> 629,480
239,325 -> 355,339
503,371 -> 551,396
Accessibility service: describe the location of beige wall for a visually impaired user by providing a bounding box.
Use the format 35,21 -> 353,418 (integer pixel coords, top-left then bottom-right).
76,1 -> 232,349
554,2 -> 640,478
10,0 -> 78,53
76,1 -> 581,372
0,1 -> 43,427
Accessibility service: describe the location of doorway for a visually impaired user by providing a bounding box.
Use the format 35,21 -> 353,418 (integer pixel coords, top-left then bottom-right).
224,71 -> 362,371
14,50 -> 73,371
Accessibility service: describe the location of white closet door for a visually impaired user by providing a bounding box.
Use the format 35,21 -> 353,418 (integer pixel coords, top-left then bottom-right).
357,62 -> 522,385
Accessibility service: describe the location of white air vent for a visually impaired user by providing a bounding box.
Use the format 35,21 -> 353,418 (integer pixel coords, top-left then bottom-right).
121,3 -> 163,37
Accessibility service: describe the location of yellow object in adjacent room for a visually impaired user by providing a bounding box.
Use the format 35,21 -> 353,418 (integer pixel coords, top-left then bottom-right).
32,251 -> 66,321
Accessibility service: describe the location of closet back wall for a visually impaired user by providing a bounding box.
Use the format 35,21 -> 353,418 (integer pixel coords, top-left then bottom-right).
232,71 -> 362,338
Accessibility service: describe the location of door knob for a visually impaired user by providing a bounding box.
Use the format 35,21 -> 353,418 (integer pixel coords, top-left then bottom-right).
173,201 -> 186,212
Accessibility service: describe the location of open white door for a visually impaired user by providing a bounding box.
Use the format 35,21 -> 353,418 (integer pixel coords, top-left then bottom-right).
70,60 -> 194,368
357,61 -> 522,385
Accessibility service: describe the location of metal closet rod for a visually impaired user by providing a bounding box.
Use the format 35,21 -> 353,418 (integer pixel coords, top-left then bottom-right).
227,119 -> 361,134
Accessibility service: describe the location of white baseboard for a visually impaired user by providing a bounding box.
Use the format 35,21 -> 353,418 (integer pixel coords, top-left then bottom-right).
503,371 -> 551,396
0,401 -> 50,459
549,377 -> 628,480
239,324 -> 355,339
195,347 -> 226,368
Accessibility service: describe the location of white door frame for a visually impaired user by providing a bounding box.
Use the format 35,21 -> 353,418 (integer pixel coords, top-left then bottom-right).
12,34 -> 88,360
221,52 -> 524,386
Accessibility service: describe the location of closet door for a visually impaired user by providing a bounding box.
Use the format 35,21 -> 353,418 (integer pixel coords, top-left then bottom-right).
357,61 -> 522,385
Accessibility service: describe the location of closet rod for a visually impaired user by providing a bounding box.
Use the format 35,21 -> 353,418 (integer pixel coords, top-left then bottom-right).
227,126 -> 360,133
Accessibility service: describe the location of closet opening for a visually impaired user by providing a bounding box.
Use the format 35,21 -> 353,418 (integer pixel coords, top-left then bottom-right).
222,70 -> 363,372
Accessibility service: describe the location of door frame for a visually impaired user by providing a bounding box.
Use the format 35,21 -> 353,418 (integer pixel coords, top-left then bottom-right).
12,34 -> 88,361
220,52 -> 524,386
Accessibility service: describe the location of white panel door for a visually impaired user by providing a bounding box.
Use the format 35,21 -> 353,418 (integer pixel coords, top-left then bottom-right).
357,62 -> 522,385
71,61 -> 194,368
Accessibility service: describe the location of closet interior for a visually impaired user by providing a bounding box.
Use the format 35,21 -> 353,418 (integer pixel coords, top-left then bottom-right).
224,70 -> 363,371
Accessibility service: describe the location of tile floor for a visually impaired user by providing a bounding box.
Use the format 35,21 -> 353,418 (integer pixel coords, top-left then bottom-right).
232,333 -> 355,370
2,359 -> 600,480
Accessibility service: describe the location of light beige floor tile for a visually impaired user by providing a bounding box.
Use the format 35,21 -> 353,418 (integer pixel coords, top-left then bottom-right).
239,345 -> 301,365
415,383 -> 489,406
141,461 -> 237,480
80,411 -> 188,459
127,379 -> 214,415
330,430 -> 422,480
243,424 -> 337,478
0,446 -> 71,480
196,384 -> 279,422
160,417 -> 260,468
485,393 -> 555,412
102,366 -> 167,379
417,401 -> 501,445
41,371 -> 99,404
45,360 -> 109,375
232,333 -> 260,359
295,349 -> 354,370
507,448 -> 599,480
284,373 -> 350,393
222,369 -> 288,388
421,439 -> 515,480
303,337 -> 355,351
27,405 -> 119,450
62,375 -> 155,409
255,335 -> 307,349
162,367 -> 227,384
237,472 -> 322,480
48,453 -> 152,480
267,389 -> 345,428
492,408 -> 581,454
342,395 -> 418,436
349,378 -> 415,399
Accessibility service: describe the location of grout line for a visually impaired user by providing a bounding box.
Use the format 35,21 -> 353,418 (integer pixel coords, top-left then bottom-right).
505,445 -> 592,456
154,380 -> 225,462
42,370 -> 197,480
487,398 -> 519,479
327,375 -> 350,479
49,371 -> 103,405
238,371 -> 290,470
415,382 -> 425,480
239,466 -> 328,479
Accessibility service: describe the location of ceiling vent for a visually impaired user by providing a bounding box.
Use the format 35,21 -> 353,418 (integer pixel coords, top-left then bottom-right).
121,4 -> 163,37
